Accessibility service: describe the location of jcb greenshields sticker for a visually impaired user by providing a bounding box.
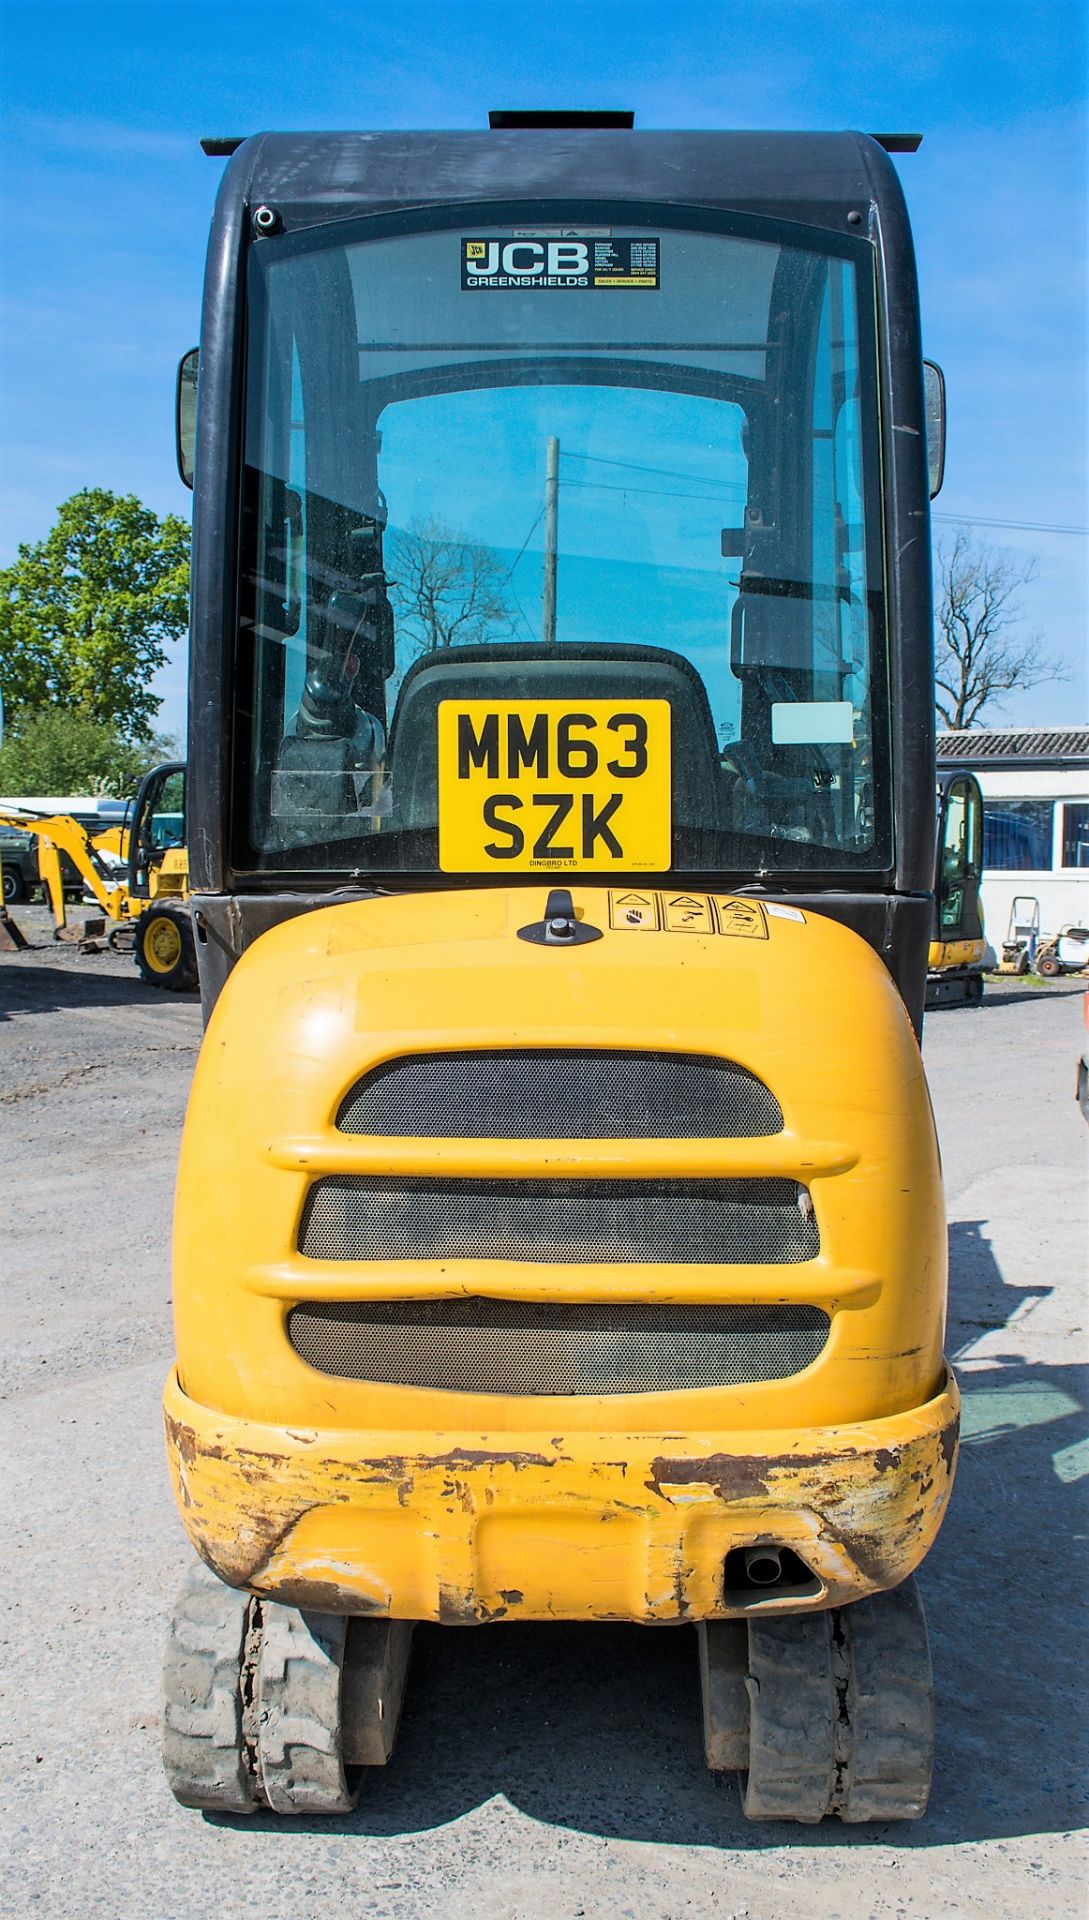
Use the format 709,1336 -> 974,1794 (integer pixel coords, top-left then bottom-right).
462,237 -> 659,290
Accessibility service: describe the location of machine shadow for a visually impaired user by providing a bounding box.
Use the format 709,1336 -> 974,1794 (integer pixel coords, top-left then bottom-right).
0,960 -> 195,1017
210,1216 -> 1087,1852
955,980 -> 1086,1011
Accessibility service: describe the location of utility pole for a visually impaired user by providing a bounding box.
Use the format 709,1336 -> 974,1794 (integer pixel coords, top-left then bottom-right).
542,436 -> 559,645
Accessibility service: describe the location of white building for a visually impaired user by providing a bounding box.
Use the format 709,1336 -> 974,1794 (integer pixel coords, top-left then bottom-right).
936,726 -> 1089,956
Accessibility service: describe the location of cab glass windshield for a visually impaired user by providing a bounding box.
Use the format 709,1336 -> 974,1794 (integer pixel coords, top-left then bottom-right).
238,210 -> 889,878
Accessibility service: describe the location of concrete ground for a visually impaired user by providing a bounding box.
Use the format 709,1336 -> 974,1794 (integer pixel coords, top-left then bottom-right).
2,903 -> 1087,1919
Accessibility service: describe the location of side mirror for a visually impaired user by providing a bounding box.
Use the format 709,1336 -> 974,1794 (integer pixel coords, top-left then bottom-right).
923,359 -> 946,498
175,348 -> 199,489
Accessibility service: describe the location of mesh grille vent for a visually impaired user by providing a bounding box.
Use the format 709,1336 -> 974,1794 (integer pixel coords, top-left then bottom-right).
287,1299 -> 830,1395
297,1176 -> 819,1266
337,1050 -> 783,1139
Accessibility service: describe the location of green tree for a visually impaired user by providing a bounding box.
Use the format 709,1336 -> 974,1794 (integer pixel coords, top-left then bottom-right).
0,489 -> 190,739
0,709 -> 176,797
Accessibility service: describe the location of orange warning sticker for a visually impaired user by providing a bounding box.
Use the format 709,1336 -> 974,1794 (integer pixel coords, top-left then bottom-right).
607,890 -> 772,939
663,892 -> 714,934
608,888 -> 660,930
712,896 -> 768,940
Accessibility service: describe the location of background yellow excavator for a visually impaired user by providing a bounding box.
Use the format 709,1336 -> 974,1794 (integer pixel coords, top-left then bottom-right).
925,770 -> 986,1007
0,761 -> 196,990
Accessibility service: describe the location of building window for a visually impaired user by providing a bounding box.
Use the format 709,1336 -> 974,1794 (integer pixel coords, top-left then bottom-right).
1061,803 -> 1089,869
983,801 -> 1054,871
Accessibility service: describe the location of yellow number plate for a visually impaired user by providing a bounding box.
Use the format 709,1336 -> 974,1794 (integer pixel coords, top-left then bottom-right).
438,699 -> 671,873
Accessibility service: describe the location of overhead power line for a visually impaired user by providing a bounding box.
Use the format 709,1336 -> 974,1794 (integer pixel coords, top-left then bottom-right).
561,446 -> 1086,535
501,504 -> 544,582
932,512 -> 1087,537
561,448 -> 735,488
562,478 -> 730,504
501,504 -> 545,645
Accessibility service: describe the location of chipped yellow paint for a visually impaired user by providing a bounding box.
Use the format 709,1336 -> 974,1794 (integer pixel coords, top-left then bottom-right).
167,885 -> 957,1621
163,1368 -> 959,1621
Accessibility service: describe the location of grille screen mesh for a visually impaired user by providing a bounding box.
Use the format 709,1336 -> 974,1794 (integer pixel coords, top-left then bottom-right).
297,1176 -> 819,1265
287,1299 -> 830,1394
337,1050 -> 783,1139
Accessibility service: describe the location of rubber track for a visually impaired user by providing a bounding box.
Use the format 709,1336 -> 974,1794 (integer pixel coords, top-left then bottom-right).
837,1579 -> 933,1822
256,1604 -> 359,1814
740,1578 -> 933,1823
742,1611 -> 837,1821
161,1560 -> 259,1812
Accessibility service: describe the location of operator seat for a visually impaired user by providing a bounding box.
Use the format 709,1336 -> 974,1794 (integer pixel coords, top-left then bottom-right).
386,642 -> 726,851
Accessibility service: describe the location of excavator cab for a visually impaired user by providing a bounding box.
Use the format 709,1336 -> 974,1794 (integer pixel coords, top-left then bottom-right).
127,760 -> 187,898
162,121 -> 958,1823
926,771 -> 986,1005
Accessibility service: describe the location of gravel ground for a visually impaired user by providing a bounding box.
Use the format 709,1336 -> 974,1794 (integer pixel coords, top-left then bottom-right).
1,902 -> 1087,1919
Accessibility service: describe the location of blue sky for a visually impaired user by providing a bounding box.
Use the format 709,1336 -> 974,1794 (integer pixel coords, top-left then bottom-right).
1,0 -> 1085,742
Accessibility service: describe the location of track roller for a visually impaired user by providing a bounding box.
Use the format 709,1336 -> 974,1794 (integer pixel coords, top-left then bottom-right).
162,1559 -> 414,1814
699,1577 -> 933,1823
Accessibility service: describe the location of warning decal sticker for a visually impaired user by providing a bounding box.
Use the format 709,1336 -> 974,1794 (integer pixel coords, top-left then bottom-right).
462,236 -> 659,291
609,890 -> 660,930
712,897 -> 768,940
606,892 -> 770,938
663,893 -> 714,934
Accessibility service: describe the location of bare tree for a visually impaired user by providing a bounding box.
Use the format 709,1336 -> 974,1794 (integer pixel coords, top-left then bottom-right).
935,530 -> 1066,728
388,515 -> 515,657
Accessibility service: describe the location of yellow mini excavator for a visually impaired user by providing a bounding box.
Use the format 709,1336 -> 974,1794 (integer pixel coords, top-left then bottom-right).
161,116 -> 959,1822
0,761 -> 195,989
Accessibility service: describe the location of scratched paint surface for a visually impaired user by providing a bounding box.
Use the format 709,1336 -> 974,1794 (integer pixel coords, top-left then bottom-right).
164,1371 -> 959,1620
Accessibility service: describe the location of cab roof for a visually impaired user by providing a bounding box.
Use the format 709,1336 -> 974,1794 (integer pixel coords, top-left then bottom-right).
211,129 -> 909,240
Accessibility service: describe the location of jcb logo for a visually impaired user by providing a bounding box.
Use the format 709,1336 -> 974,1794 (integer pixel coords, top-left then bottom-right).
462,238 -> 590,285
